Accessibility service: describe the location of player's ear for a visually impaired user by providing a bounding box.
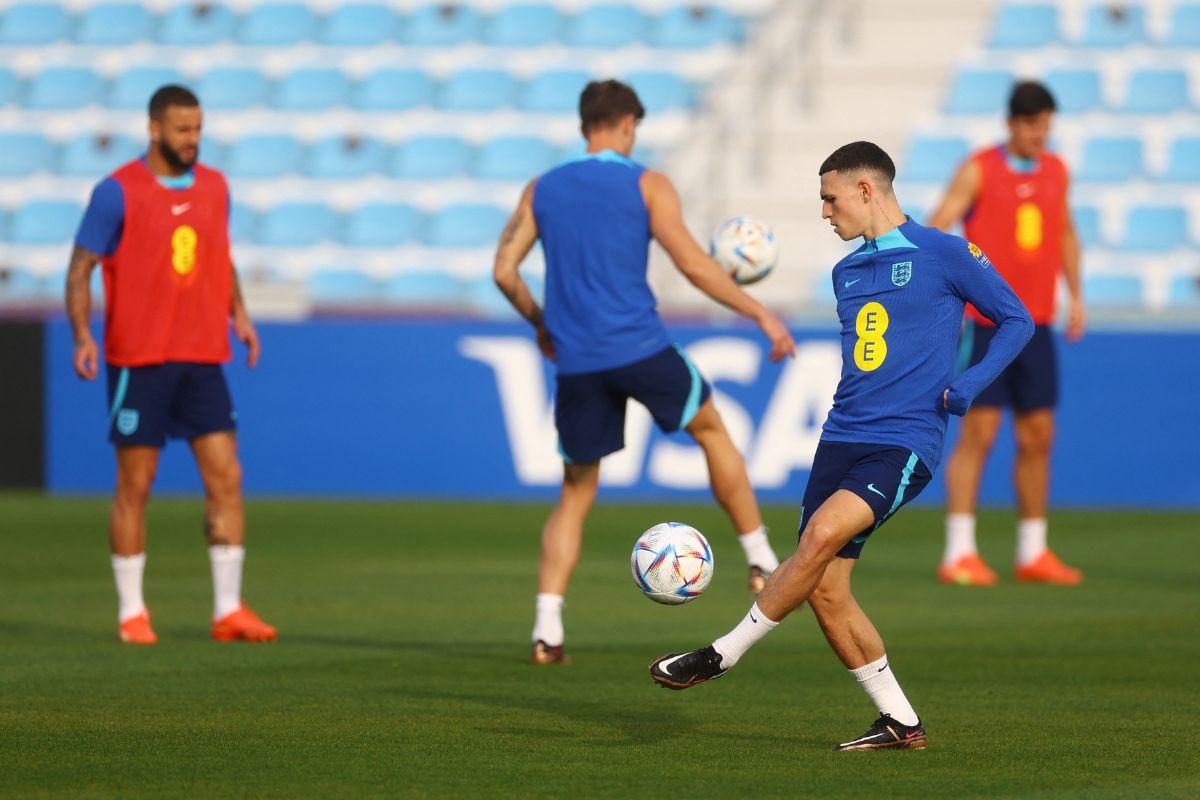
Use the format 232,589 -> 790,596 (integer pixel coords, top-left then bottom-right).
858,177 -> 872,204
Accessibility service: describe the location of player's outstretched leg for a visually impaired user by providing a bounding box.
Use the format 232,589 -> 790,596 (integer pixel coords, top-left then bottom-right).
111,446 -> 159,644
1012,410 -> 1082,585
940,407 -> 1001,586
685,399 -> 780,593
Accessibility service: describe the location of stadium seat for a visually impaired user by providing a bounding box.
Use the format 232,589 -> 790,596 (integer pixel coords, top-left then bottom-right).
1163,137 -> 1200,182
197,68 -> 269,110
1167,275 -> 1200,304
26,67 -> 104,110
649,5 -> 740,48
1044,69 -> 1104,113
0,69 -> 17,107
1083,275 -> 1142,305
109,67 -> 186,110
224,135 -> 303,179
273,68 -> 349,110
0,133 -> 54,177
342,203 -> 423,247
157,3 -> 236,45
426,204 -> 507,247
1077,3 -> 1145,47
229,203 -> 257,242
482,4 -> 561,46
563,4 -> 647,47
1076,137 -> 1143,182
10,201 -> 82,245
238,3 -> 316,46
1116,205 -> 1189,251
352,69 -> 433,111
308,269 -> 379,303
625,71 -> 695,112
258,203 -> 339,247
384,271 -> 465,306
305,136 -> 386,179
901,136 -> 968,183
0,3 -> 70,45
0,268 -> 46,300
1072,206 -> 1102,248
438,70 -> 517,111
77,3 -> 153,45
519,70 -> 592,113
474,137 -> 558,181
59,133 -> 140,177
402,3 -> 482,46
319,3 -> 399,45
988,3 -> 1058,47
1165,4 -> 1200,46
390,136 -> 472,179
1121,69 -> 1190,114
465,274 -> 525,316
945,69 -> 1014,115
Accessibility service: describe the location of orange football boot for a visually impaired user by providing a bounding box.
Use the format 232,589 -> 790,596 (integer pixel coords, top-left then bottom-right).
938,553 -> 999,586
118,610 -> 158,644
211,605 -> 277,642
1015,550 -> 1083,585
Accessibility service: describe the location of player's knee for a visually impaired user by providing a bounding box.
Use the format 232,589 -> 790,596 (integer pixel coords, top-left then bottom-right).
1016,422 -> 1054,455
116,466 -> 156,506
206,459 -> 243,500
799,519 -> 845,559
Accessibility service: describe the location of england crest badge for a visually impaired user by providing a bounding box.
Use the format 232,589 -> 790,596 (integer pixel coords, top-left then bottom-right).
891,261 -> 912,287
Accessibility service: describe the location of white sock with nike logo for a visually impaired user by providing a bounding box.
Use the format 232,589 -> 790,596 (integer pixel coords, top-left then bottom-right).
737,526 -> 779,571
712,602 -> 778,669
850,654 -> 919,727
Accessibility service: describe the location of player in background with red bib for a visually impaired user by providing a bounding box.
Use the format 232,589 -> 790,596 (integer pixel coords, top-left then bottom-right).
66,86 -> 277,643
928,81 -> 1085,586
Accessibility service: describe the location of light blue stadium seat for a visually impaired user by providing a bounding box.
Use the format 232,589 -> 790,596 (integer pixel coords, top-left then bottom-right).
1116,205 -> 1189,251
342,203 -> 423,247
77,3 -> 153,45
384,271 -> 465,306
1084,275 -> 1142,305
625,71 -> 694,112
0,133 -> 54,177
426,204 -> 507,247
0,268 -> 47,299
474,137 -> 558,181
650,5 -> 739,48
482,4 -> 561,46
1077,137 -> 1143,182
564,4 -> 645,47
1165,4 -> 1200,46
238,3 -> 315,46
1072,206 -> 1102,248
11,201 -> 82,245
988,3 -> 1058,47
60,133 -> 140,177
1167,275 -> 1200,304
197,68 -> 269,110
224,135 -> 302,178
519,70 -> 591,113
259,203 -> 339,247
229,204 -> 256,242
438,70 -> 516,111
110,67 -> 186,110
403,3 -> 482,46
1078,3 -> 1145,47
319,3 -> 398,45
352,69 -> 433,111
390,136 -> 472,179
308,269 -> 379,303
1044,69 -> 1103,113
305,136 -> 386,179
1163,137 -> 1200,182
945,69 -> 1013,115
0,3 -> 70,45
27,67 -> 104,110
0,69 -> 17,106
158,3 -> 236,45
273,69 -> 349,110
1121,69 -> 1190,114
465,274 -> 525,317
902,136 -> 968,183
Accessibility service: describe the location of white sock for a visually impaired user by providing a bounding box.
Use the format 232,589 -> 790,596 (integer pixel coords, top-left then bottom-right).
942,513 -> 977,565
1016,518 -> 1047,566
209,545 -> 244,620
738,526 -> 779,571
111,552 -> 147,622
850,654 -> 920,726
712,602 -> 778,669
532,593 -> 564,646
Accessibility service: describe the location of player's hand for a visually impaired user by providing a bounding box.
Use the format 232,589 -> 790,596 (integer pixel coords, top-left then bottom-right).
233,311 -> 261,368
1066,298 -> 1086,343
73,334 -> 99,380
759,312 -> 796,362
535,323 -> 556,361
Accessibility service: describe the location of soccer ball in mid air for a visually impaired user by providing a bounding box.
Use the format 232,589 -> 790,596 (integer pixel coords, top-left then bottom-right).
630,522 -> 714,605
710,216 -> 779,285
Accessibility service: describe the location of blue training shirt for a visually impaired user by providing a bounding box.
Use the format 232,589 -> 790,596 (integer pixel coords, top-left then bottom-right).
532,150 -> 670,375
822,218 -> 1034,472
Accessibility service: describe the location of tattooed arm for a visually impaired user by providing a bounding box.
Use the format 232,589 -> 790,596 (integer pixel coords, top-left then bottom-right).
65,245 -> 101,380
493,182 -> 553,359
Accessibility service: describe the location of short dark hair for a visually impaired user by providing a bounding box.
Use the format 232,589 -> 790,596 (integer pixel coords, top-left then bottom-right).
579,79 -> 645,135
1008,80 -> 1056,118
148,84 -> 199,119
818,141 -> 896,182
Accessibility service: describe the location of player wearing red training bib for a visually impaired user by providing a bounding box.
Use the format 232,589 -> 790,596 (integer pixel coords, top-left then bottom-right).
929,81 -> 1085,587
66,85 -> 276,644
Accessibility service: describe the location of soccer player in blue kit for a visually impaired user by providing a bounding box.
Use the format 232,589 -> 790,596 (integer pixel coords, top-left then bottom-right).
649,142 -> 1034,751
493,80 -> 796,665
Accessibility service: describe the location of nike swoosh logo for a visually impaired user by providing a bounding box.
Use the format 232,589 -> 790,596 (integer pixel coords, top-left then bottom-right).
841,732 -> 891,747
904,730 -> 922,739
657,654 -> 688,676
843,278 -> 861,288
866,483 -> 887,499
877,661 -> 888,673
750,610 -> 759,623
171,203 -> 192,216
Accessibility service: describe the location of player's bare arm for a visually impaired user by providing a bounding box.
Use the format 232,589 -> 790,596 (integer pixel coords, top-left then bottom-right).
493,182 -> 553,359
230,264 -> 260,367
927,159 -> 981,231
641,170 -> 795,361
65,244 -> 101,380
1060,191 -> 1085,342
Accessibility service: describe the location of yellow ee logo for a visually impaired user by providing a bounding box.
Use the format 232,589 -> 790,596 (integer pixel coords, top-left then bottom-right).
1015,201 -> 1043,251
854,301 -> 889,372
171,224 -> 198,276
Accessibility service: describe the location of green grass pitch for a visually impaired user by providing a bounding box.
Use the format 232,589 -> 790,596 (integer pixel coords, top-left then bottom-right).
1,494 -> 1197,799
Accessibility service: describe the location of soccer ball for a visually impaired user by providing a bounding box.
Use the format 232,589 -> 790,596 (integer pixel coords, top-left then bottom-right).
630,522 -> 714,605
709,216 -> 779,285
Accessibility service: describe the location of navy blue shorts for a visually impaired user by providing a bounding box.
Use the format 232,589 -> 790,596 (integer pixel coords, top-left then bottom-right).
106,362 -> 236,448
555,345 -> 711,463
798,440 -> 933,559
964,322 -> 1058,411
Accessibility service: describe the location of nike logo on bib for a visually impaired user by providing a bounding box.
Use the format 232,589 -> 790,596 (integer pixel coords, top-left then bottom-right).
171,202 -> 192,216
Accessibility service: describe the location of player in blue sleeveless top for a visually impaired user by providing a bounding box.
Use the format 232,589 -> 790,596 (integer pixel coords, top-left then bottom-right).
649,142 -> 1034,752
493,80 -> 797,666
